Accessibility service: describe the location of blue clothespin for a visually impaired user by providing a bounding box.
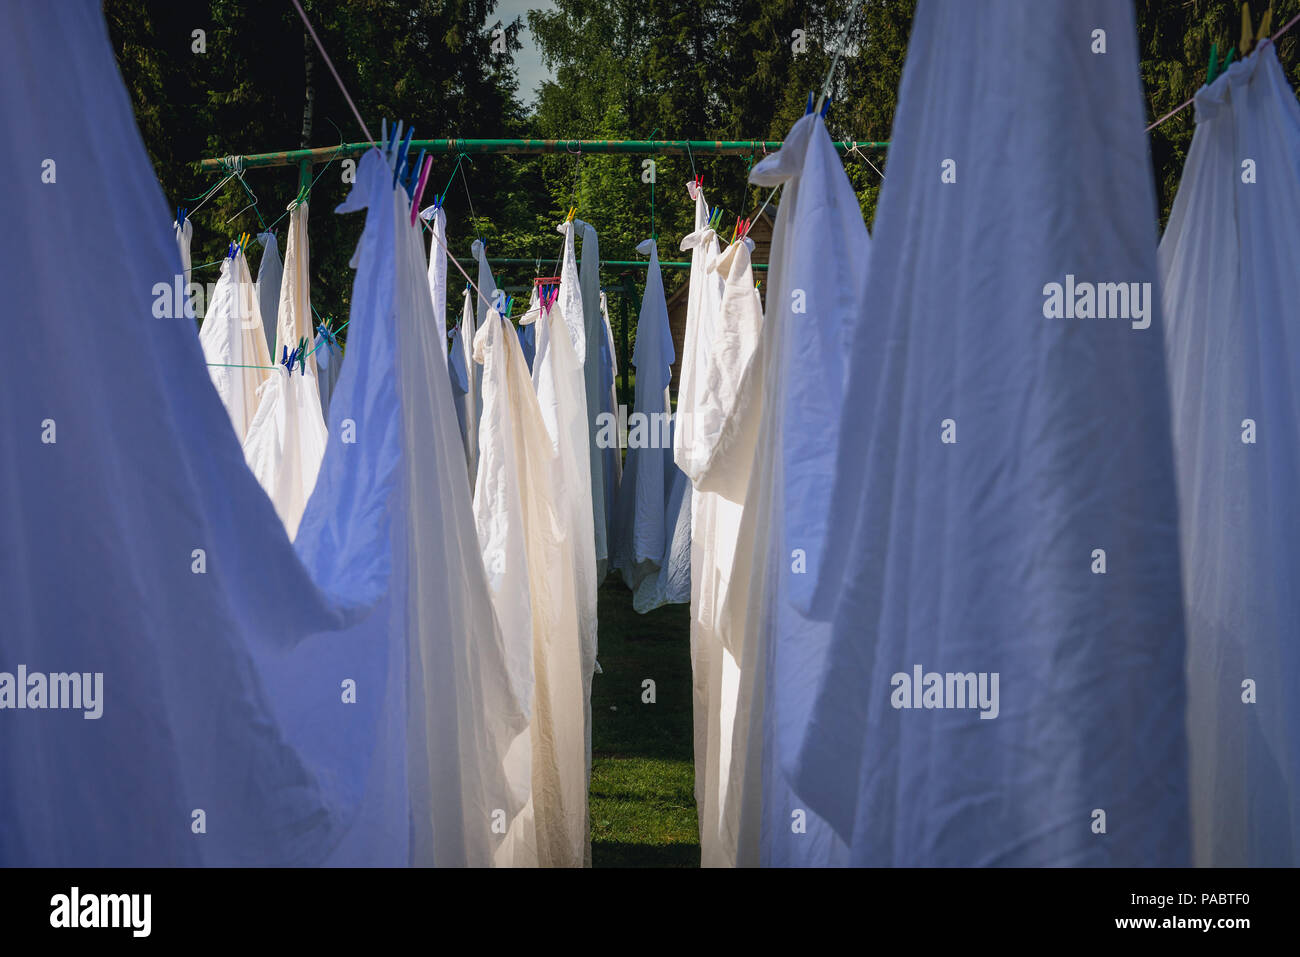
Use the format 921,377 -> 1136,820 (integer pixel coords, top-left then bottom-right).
805,91 -> 815,115
819,95 -> 832,118
316,317 -> 339,354
281,345 -> 291,371
404,153 -> 417,196
406,149 -> 426,199
393,126 -> 415,188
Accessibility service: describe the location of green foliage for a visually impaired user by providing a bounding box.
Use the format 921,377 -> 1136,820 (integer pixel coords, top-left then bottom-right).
105,0 -> 1300,340
1140,0 -> 1300,224
105,0 -> 530,336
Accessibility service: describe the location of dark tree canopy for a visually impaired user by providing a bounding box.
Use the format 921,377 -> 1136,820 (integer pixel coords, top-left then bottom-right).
106,0 -> 1300,336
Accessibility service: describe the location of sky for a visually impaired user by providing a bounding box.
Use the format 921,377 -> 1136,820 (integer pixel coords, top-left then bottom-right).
495,0 -> 557,110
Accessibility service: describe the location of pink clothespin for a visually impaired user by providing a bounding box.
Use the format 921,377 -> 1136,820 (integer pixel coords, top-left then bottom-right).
410,155 -> 434,226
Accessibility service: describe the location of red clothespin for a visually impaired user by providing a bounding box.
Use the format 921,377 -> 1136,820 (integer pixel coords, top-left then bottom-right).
693,174 -> 703,189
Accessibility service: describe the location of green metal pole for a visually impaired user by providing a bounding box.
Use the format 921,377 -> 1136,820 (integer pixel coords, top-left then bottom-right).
198,138 -> 888,172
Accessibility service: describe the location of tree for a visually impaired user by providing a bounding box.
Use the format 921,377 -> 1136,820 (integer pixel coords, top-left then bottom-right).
105,0 -> 1300,333
105,0 -> 531,334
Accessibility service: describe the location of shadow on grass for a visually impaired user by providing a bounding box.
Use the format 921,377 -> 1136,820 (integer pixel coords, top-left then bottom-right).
591,577 -> 699,867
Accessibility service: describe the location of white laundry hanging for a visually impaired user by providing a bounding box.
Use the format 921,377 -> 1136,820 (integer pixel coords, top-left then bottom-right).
424,205 -> 449,369
469,239 -> 494,446
578,222 -> 610,580
715,109 -> 871,868
677,183 -> 728,862
611,237 -> 691,613
313,328 -> 342,419
694,243 -> 766,498
1158,42 -> 1300,867
474,303 -> 589,868
675,179 -> 766,866
795,0 -> 1187,867
630,464 -> 691,614
531,219 -> 599,855
174,215 -> 192,287
300,146 -> 524,866
449,286 -> 479,483
199,247 -> 273,443
255,230 -> 283,355
675,183 -> 725,480
275,201 -> 317,379
242,361 -> 328,540
1,0 -> 525,866
598,290 -> 622,521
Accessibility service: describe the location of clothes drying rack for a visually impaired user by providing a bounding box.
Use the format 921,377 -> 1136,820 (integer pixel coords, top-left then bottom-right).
195,138 -> 888,395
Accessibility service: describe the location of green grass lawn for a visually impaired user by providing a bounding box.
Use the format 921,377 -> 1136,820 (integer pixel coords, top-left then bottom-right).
590,577 -> 699,867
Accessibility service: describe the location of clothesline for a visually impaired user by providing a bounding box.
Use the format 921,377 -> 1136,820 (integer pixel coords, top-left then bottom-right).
1145,13 -> 1300,131
191,3 -> 1300,316
199,138 -> 890,173
201,0 -> 872,329
204,317 -> 349,371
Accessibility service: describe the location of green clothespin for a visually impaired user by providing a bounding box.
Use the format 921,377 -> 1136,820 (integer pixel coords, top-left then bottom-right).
297,335 -> 308,374
1207,42 -> 1220,84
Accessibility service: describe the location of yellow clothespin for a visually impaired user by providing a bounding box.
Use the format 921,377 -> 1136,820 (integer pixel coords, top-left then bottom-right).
1240,3 -> 1254,56
1257,5 -> 1273,43
566,206 -> 577,222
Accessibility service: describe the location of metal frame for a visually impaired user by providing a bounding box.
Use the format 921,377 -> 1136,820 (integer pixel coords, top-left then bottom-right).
199,137 -> 888,172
